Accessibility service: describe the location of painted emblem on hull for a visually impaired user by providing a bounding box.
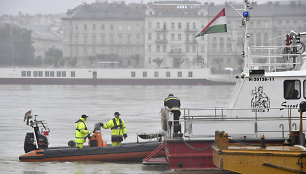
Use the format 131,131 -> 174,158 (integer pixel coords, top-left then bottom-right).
251,86 -> 270,112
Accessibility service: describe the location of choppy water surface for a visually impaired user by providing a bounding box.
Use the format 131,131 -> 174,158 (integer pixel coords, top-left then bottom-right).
0,85 -> 233,174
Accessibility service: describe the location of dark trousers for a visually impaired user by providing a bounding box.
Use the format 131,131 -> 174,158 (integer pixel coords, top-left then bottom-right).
171,110 -> 181,133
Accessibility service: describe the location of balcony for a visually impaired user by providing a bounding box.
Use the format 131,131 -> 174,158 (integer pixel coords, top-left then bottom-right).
155,28 -> 167,32
185,40 -> 197,44
184,28 -> 198,32
155,39 -> 168,44
168,50 -> 185,56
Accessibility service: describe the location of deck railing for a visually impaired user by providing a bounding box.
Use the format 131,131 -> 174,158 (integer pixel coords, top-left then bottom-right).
247,45 -> 304,72
163,107 -> 303,140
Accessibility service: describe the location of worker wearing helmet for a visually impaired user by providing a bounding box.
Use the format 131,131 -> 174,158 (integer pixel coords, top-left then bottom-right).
75,114 -> 91,148
100,112 -> 127,146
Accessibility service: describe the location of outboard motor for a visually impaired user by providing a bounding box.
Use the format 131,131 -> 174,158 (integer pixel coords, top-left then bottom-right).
24,132 -> 48,153
23,112 -> 50,153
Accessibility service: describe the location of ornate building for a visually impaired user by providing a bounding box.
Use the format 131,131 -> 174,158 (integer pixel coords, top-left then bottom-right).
62,2 -> 146,67
144,1 -> 209,68
61,1 -> 306,71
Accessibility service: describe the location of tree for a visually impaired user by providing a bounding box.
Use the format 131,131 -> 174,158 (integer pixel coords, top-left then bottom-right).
34,56 -> 43,66
173,57 -> 184,68
195,55 -> 204,65
152,58 -> 163,68
87,56 -> 97,67
0,24 -> 34,66
66,57 -> 78,67
131,54 -> 140,68
44,47 -> 63,67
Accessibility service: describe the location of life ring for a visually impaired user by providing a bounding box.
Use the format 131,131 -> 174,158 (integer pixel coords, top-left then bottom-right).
161,108 -> 168,131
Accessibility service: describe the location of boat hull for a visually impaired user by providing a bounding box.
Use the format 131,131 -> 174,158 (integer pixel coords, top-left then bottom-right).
164,139 -> 286,170
19,141 -> 164,162
165,139 -> 215,170
0,78 -> 235,85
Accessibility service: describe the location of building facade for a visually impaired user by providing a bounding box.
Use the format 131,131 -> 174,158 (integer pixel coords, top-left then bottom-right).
61,0 -> 306,71
206,1 -> 306,73
144,1 -> 209,68
32,30 -> 63,59
62,2 -> 146,67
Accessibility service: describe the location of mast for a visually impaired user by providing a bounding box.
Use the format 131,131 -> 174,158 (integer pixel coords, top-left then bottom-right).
226,0 -> 251,72
242,0 -> 251,72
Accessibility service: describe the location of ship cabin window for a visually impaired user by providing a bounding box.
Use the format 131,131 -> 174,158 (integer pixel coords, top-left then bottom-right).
178,71 -> 182,78
71,71 -> 75,77
45,71 -> 49,77
57,71 -> 61,77
166,71 -> 170,77
21,71 -> 26,77
284,80 -> 301,100
33,71 -> 38,77
27,71 -> 31,77
143,71 -> 147,77
154,71 -> 159,77
188,71 -> 193,78
131,71 -> 136,77
50,71 -> 54,77
62,71 -> 66,77
38,71 -> 43,77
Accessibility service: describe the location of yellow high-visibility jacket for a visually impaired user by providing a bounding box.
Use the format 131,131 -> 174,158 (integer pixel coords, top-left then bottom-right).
102,117 -> 126,142
75,118 -> 89,144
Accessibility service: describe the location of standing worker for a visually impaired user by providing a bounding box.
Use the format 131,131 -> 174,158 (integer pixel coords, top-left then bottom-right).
75,114 -> 91,148
164,94 -> 181,134
100,112 -> 127,146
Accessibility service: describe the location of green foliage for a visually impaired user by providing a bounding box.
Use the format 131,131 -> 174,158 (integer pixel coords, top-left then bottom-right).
0,24 -> 34,66
44,46 -> 63,67
131,54 -> 140,67
152,58 -> 163,68
34,56 -> 43,66
195,55 -> 204,64
173,58 -> 184,68
66,57 -> 78,67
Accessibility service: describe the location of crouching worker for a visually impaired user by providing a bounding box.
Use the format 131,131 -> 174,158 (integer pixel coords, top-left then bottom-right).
75,114 -> 91,148
100,112 -> 127,146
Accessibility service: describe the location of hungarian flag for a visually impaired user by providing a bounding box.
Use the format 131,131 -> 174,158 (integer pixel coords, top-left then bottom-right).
195,8 -> 227,37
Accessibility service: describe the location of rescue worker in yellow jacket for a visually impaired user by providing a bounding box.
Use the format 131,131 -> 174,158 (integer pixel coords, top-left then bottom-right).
75,114 -> 91,148
100,112 -> 127,146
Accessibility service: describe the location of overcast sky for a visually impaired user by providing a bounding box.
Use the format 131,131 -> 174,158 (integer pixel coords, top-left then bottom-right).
0,0 -> 291,15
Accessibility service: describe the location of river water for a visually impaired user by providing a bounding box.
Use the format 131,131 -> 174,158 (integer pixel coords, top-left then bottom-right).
0,85 -> 233,174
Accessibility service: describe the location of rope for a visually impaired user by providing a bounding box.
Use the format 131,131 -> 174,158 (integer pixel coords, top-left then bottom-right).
182,139 -> 213,151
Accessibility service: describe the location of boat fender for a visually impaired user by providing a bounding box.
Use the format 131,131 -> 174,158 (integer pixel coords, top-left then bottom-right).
68,140 -> 76,147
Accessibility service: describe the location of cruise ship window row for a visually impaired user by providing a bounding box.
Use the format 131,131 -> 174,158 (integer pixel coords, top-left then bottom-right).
131,71 -> 193,78
21,71 -> 76,78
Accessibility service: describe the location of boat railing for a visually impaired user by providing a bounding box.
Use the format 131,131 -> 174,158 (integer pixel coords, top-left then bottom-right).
163,107 -> 302,140
248,45 -> 303,72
